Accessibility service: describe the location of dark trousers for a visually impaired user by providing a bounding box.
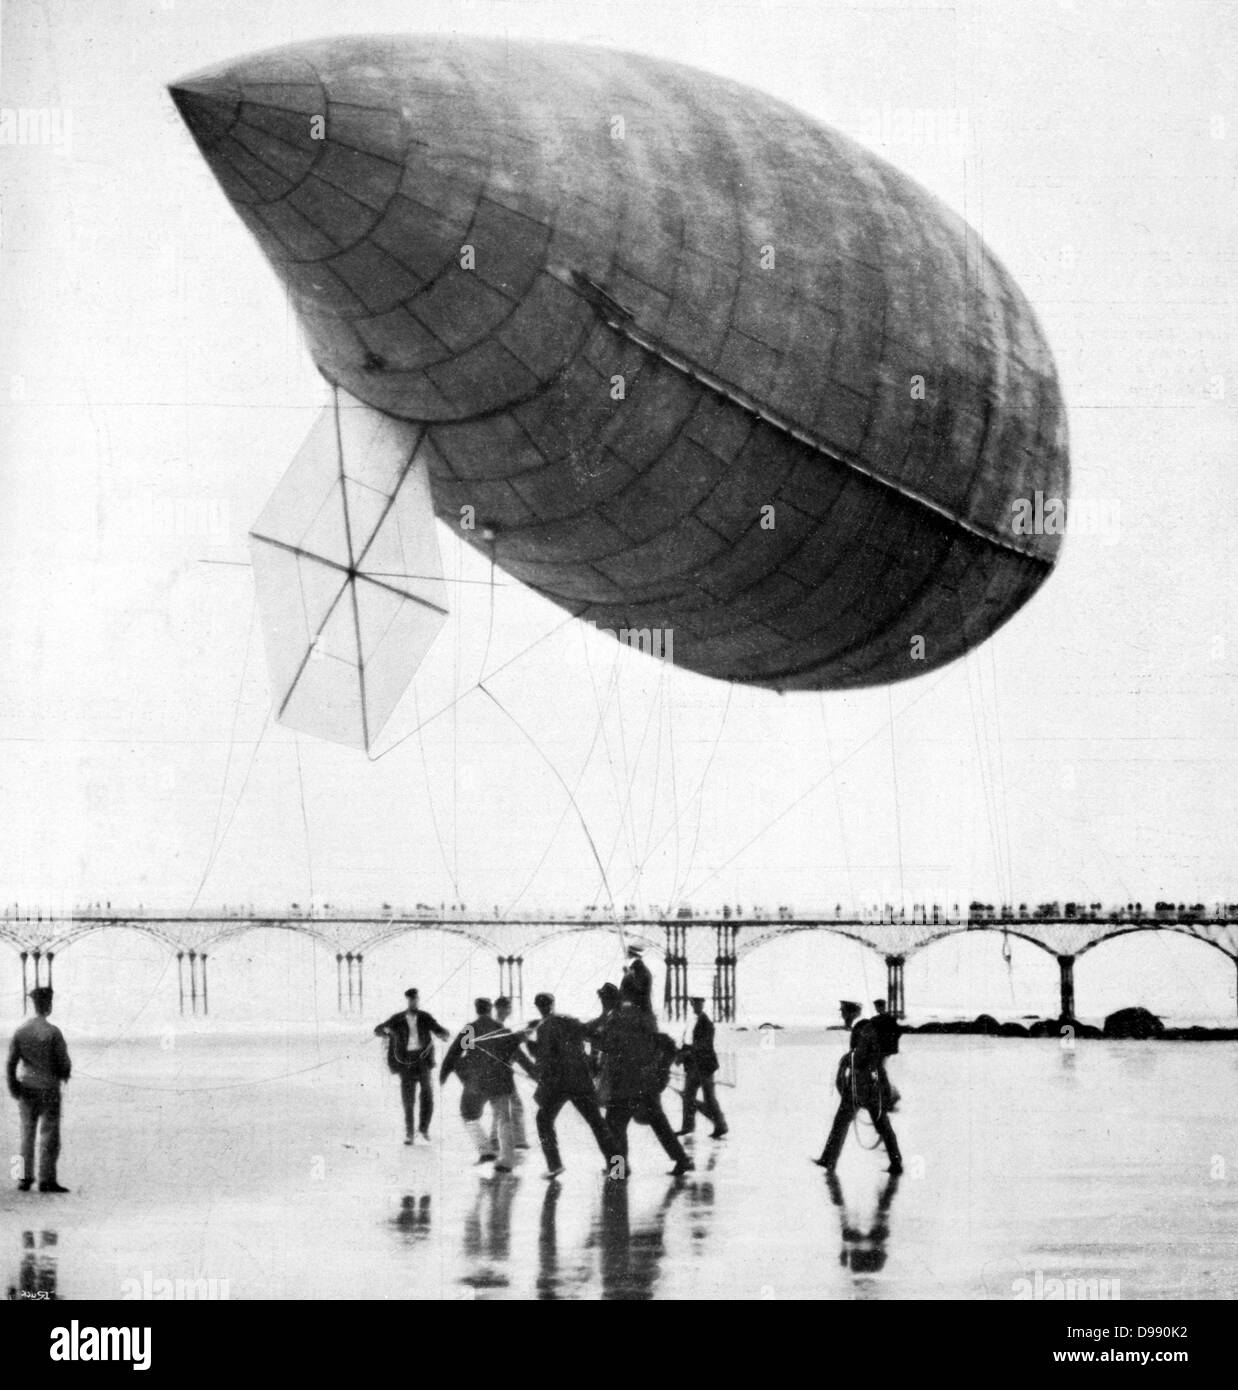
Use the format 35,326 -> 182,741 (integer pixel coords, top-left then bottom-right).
399,1062 -> 434,1135
681,1068 -> 727,1132
878,1062 -> 899,1112
819,1094 -> 902,1170
17,1086 -> 61,1185
608,1095 -> 687,1166
536,1090 -> 614,1170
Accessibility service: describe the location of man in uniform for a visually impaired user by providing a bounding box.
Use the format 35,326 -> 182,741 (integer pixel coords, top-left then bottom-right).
374,987 -> 450,1143
814,1000 -> 903,1175
526,992 -> 617,1179
676,996 -> 728,1138
871,998 -> 901,1113
620,946 -> 654,1017
6,986 -> 72,1193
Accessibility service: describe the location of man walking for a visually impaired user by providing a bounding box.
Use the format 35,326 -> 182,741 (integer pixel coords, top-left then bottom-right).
7,986 -> 72,1193
815,1000 -> 903,1175
600,999 -> 692,1178
676,996 -> 728,1138
526,992 -> 616,1179
374,987 -> 450,1143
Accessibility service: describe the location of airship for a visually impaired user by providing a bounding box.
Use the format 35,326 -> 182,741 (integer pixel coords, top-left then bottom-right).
170,35 -> 1068,751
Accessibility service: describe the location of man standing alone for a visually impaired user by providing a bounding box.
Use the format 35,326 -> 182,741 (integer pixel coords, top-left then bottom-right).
7,987 -> 72,1193
374,987 -> 449,1143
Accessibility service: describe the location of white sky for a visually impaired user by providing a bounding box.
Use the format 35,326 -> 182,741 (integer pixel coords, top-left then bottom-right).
1,0 -> 1236,952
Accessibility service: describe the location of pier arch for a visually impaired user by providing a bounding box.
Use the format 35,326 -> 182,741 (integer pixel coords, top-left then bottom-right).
361,925 -> 506,1022
517,924 -> 658,1021
0,924 -> 174,1027
1074,928 -> 1238,1022
206,925 -> 343,1023
903,928 -> 1060,1023
734,930 -> 887,1027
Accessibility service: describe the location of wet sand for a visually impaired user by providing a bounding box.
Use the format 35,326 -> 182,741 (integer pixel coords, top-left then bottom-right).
2,1029 -> 1235,1299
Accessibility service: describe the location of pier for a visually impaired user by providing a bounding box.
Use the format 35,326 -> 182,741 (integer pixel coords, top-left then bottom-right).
3,900 -> 1236,1021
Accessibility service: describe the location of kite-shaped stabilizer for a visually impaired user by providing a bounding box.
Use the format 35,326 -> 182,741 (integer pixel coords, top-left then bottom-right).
249,389 -> 448,751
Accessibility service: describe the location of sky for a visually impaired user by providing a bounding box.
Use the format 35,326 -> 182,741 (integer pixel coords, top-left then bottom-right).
0,0 -> 1236,1020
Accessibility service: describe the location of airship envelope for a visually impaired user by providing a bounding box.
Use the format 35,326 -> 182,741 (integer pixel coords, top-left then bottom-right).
172,35 -> 1069,744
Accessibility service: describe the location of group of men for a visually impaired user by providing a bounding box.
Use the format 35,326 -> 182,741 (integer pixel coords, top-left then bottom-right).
374,945 -> 729,1181
5,967 -> 903,1199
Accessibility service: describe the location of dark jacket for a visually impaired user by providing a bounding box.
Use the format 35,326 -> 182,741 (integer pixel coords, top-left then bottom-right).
682,1012 -> 720,1075
621,956 -> 654,1014
597,1005 -> 669,1103
7,1017 -> 71,1095
526,1014 -> 594,1100
375,1008 -> 449,1071
871,1012 -> 900,1057
836,1018 -> 884,1107
440,1016 -> 528,1098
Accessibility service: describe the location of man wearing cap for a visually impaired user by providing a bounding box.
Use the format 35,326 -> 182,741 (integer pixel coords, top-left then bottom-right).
598,998 -> 693,1177
677,996 -> 728,1139
526,992 -> 617,1179
620,946 -> 654,1017
441,998 -> 531,1171
814,1001 -> 903,1175
374,987 -> 450,1143
6,986 -> 72,1193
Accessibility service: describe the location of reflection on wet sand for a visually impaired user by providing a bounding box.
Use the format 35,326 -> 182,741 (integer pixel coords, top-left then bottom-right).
686,1150 -> 718,1249
7,1229 -> 58,1301
461,1175 -> 519,1292
593,1180 -> 679,1300
825,1172 -> 898,1295
536,1182 -> 590,1300
389,1192 -> 432,1246
531,1153 -> 719,1300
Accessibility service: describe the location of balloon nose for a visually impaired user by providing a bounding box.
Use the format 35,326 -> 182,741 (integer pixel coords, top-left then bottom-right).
168,77 -> 241,151
168,56 -> 326,206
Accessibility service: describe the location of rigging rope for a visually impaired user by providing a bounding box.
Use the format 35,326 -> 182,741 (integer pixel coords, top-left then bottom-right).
500,653 -> 622,918
683,667 -> 954,900
192,595 -> 257,909
478,683 -> 628,961
411,684 -> 462,902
